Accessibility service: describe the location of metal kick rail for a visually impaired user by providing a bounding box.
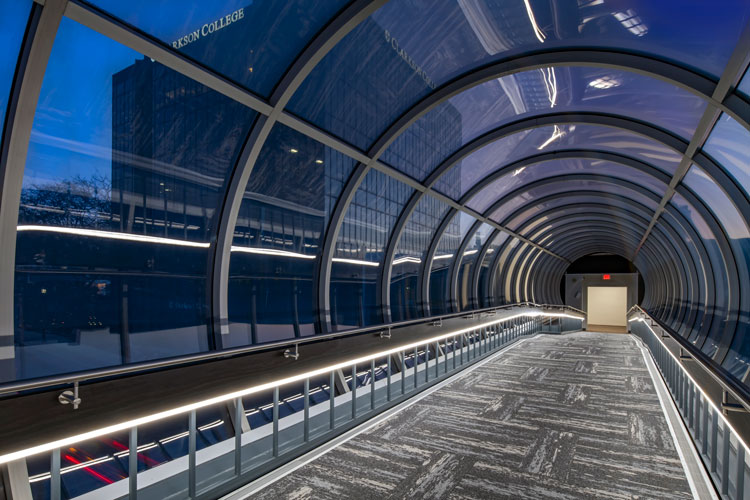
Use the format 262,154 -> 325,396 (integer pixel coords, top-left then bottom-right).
0,302 -> 582,400
4,305 -> 583,500
629,305 -> 750,500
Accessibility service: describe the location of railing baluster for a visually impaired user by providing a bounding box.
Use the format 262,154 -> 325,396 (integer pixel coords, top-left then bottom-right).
414,347 -> 418,389
272,387 -> 279,457
371,359 -> 376,410
329,371 -> 335,430
188,410 -> 196,498
401,350 -> 406,395
425,344 -> 430,384
387,355 -> 392,401
711,409 -> 719,473
435,341 -> 440,378
234,397 -> 242,475
352,364 -> 357,419
50,448 -> 61,500
737,443 -> 746,500
129,426 -> 138,499
722,422 -> 730,495
304,378 -> 310,442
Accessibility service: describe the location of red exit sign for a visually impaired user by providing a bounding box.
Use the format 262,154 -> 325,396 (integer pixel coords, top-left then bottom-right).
602,274 -> 611,280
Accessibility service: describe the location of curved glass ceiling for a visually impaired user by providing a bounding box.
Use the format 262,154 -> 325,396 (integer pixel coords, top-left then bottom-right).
467,158 -> 668,214
4,0 -> 750,400
432,123 -> 681,198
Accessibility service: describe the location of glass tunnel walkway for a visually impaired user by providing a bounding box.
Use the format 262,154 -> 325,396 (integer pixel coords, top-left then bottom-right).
1,0 -> 750,499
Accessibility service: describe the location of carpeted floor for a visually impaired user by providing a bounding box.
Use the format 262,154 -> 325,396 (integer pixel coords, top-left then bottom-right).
254,332 -> 692,499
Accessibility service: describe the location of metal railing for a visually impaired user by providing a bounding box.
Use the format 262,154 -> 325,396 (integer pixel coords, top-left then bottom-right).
12,305 -> 583,500
629,305 -> 750,500
0,302 -> 582,399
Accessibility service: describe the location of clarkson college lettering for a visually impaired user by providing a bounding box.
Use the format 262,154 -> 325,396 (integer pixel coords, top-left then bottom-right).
171,8 -> 245,49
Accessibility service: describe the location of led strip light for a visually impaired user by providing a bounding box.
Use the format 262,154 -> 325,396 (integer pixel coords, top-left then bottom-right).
0,310 -> 582,464
630,316 -> 750,455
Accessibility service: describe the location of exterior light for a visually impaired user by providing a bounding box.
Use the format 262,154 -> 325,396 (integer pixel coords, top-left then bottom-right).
315,159 -> 323,164
289,148 -> 298,153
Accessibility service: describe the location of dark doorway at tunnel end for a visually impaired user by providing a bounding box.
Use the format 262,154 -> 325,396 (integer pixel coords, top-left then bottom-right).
560,253 -> 645,305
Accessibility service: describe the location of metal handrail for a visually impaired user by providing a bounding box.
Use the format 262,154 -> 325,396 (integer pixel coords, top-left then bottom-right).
628,304 -> 750,411
0,302 -> 583,397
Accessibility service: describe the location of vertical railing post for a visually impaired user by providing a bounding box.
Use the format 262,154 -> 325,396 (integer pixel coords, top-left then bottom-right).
329,370 -> 335,430
50,448 -> 61,500
304,378 -> 310,442
722,422 -> 731,495
401,351 -> 406,395
425,345 -> 430,384
351,364 -> 357,419
413,347 -> 418,389
711,409 -> 719,473
370,359 -> 376,410
129,426 -> 138,499
434,341 -> 439,378
736,443 -> 746,500
234,397 -> 242,475
387,355 -> 392,401
272,387 -> 279,456
188,410 -> 196,498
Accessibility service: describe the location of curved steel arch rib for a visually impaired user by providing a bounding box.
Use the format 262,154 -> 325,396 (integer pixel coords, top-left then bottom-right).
0,0 -> 66,378
319,47 -> 750,333
378,112 -> 692,324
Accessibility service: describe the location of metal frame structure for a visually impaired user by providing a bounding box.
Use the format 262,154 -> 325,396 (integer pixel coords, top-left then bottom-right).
1,0 -> 748,349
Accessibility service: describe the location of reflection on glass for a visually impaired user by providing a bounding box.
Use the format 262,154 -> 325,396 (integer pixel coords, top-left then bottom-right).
428,211 -> 474,314
0,0 -> 31,137
703,113 -> 750,200
291,0 -> 742,149
90,0 -> 348,97
738,68 -> 750,100
390,195 -> 450,321
456,223 -> 494,310
468,159 -> 667,215
669,193 -> 729,358
489,179 -> 660,226
477,231 -> 508,307
330,170 -> 412,331
683,166 -> 750,382
432,124 -> 681,199
228,124 -> 355,346
13,18 -> 255,381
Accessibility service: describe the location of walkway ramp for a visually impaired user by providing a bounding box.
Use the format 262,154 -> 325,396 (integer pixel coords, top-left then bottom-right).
251,332 -> 694,499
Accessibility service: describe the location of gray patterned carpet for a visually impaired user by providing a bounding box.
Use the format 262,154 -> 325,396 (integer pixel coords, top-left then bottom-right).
254,332 -> 692,499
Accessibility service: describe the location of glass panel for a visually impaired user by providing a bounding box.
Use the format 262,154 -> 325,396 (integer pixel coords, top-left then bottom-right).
90,0 -> 348,97
505,242 -> 528,302
291,0 -> 741,149
738,68 -> 750,100
390,194 -> 451,321
682,166 -> 750,383
488,179 -> 660,225
330,170 -> 413,331
506,195 -> 651,231
522,209 -> 647,240
227,124 -> 355,346
428,211 -> 474,314
13,18 -> 256,382
703,113 -> 750,200
492,237 -> 520,304
669,192 -> 729,356
478,231 -> 508,307
0,0 -> 32,136
433,123 -> 680,198
457,223 -> 494,310
467,158 -> 667,214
